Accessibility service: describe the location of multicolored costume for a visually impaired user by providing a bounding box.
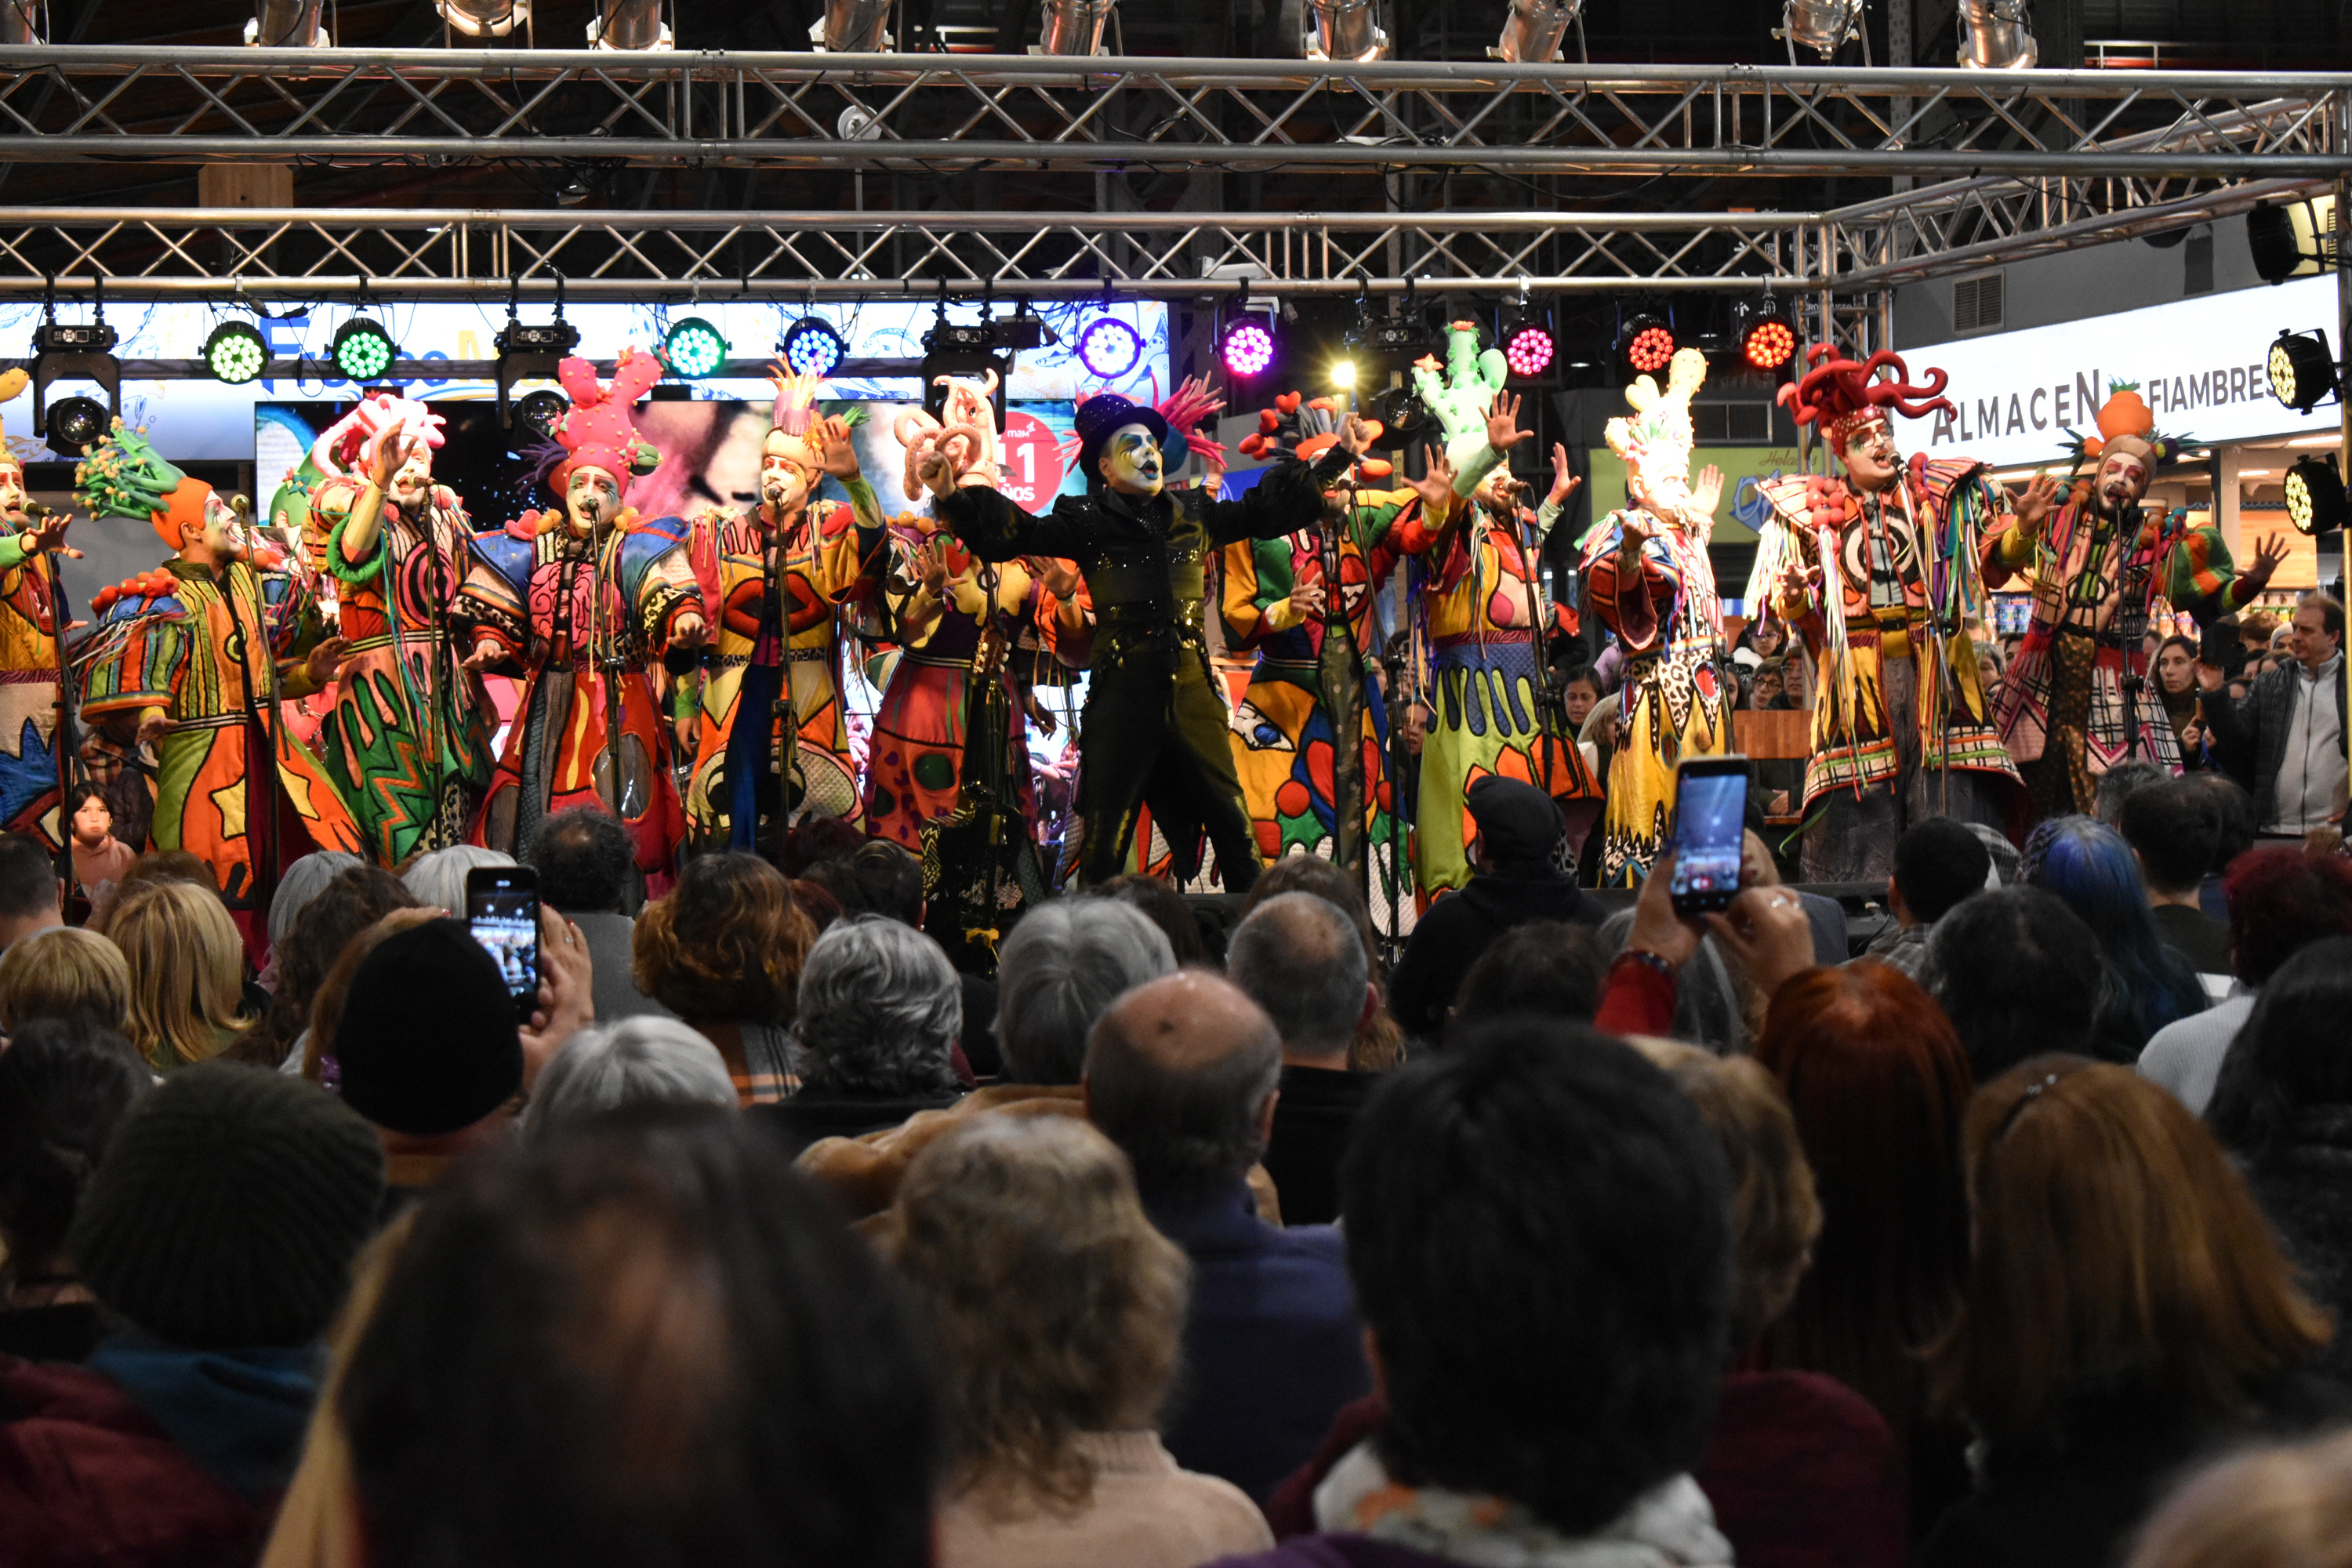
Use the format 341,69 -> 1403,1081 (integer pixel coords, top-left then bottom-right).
1759,348 -> 2020,882
70,427 -> 362,916
1984,388 -> 2190,815
1221,393 -> 1409,907
935,390 -> 1345,891
1579,350 -> 1735,884
0,401 -> 69,849
301,394 -> 496,865
452,352 -> 706,882
681,370 -> 887,853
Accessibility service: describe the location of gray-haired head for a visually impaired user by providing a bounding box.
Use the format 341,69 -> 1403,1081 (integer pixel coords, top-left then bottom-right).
401,845 -> 517,917
1083,971 -> 1282,1204
796,916 -> 963,1097
1225,891 -> 1369,1062
995,898 -> 1175,1086
270,851 -> 364,948
519,1018 -> 740,1142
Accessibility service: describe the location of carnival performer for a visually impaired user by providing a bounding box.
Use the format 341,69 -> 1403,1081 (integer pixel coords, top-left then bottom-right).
0,373 -> 82,849
1579,347 -> 1735,884
300,394 -> 495,865
866,372 -> 1086,863
452,350 -> 709,883
681,368 -> 887,855
1221,392 -> 1450,900
1984,384 -> 2285,817
920,388 -> 1370,892
1391,367 -> 1601,897
70,425 -> 362,931
1759,346 -> 2020,881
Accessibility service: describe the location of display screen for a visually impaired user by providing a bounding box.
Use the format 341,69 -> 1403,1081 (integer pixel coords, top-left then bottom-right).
467,887 -> 539,1004
1670,768 -> 1749,908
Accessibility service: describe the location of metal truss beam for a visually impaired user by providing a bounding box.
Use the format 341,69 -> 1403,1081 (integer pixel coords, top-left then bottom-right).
0,49 -> 2340,179
0,206 -> 1817,301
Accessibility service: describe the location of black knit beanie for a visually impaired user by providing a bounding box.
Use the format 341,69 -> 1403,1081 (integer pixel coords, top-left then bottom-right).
335,918 -> 524,1138
68,1062 -> 385,1349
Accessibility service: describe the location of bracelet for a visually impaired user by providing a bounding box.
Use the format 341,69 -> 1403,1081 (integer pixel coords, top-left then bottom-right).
1617,948 -> 1679,980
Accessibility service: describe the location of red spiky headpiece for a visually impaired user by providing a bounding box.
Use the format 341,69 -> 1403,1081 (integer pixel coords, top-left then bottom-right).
1777,347 -> 1957,450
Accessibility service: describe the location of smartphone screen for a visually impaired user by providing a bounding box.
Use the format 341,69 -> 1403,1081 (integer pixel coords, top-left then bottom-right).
1670,760 -> 1753,915
465,866 -> 540,1024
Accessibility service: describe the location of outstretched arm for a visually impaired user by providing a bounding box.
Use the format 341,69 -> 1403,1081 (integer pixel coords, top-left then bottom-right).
921,446 -> 1080,561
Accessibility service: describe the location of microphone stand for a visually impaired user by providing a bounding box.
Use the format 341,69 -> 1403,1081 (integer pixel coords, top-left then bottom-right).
21,507 -> 82,880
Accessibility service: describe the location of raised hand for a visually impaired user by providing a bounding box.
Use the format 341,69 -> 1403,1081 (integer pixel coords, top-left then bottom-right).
1485,390 -> 1533,454
2241,530 -> 2291,597
911,539 -> 951,597
915,446 -> 959,501
1033,557 -> 1081,599
303,636 -> 353,688
1403,445 -> 1457,512
1690,463 -> 1725,519
2011,473 -> 2062,536
18,508 -> 78,558
817,415 -> 863,481
1547,441 -> 1581,507
1338,412 -> 1377,456
369,434 -> 416,492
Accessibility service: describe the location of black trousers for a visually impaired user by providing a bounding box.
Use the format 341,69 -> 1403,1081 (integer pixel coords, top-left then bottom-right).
1078,652 -> 1261,892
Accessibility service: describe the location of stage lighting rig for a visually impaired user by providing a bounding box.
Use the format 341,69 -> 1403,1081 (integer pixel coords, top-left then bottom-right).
2288,456 -> 2348,537
1220,315 -> 1277,381
332,317 -> 399,383
2269,329 -> 2339,416
586,0 -> 671,49
815,0 -> 893,49
1956,0 -> 2036,67
660,316 -> 728,380
2248,198 -> 2339,286
1037,0 -> 1113,55
1303,0 -> 1388,60
1500,305 -> 1555,381
437,0 -> 528,38
919,303 -> 1024,424
782,317 -> 847,379
31,283 -> 118,457
204,320 -> 270,386
1076,316 -> 1143,381
1734,298 -> 1798,374
1490,0 -> 1584,63
1777,0 -> 1864,61
1619,310 -> 1676,376
496,280 -> 580,435
246,0 -> 330,45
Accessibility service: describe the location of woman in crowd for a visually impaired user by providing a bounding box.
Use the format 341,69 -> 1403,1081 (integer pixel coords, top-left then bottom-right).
633,851 -> 816,1107
399,844 -> 514,916
1751,960 -> 1974,1534
0,1019 -> 150,1361
2019,815 -> 2206,1056
1922,1058 -> 2339,1568
0,927 -> 130,1036
2152,633 -> 2212,770
2207,938 -> 2352,1381
762,916 -> 965,1148
520,1017 -> 740,1142
1925,887 -> 2106,1083
1633,1039 -> 1905,1568
61,782 -> 136,906
892,1114 -> 1272,1568
101,878 -> 252,1072
243,866 -> 419,1073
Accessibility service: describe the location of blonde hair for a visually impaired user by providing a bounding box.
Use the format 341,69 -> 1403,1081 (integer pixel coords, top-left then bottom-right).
1629,1037 -> 1823,1348
105,880 -> 249,1069
0,926 -> 131,1033
2129,1427 -> 2352,1568
888,1114 -> 1188,1517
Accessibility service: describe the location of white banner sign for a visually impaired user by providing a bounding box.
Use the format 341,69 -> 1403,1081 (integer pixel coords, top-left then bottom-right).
1911,274 -> 2339,467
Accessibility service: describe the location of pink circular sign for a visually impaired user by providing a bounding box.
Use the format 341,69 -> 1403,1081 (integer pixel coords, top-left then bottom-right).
996,410 -> 1067,509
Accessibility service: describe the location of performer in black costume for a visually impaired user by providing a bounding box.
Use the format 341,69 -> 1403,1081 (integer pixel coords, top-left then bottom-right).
919,391 -> 1372,892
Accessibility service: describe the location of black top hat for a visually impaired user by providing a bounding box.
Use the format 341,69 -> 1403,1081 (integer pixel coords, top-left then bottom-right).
1073,394 -> 1174,488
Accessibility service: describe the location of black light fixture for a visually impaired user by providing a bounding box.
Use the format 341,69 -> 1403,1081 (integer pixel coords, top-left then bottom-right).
781,316 -> 847,379
1733,296 -> 1798,375
32,278 -> 119,456
2248,199 -> 2336,286
2287,454 -> 2348,538
203,319 -> 270,386
1619,309 -> 1675,376
495,274 -> 580,436
2268,328 -> 2339,416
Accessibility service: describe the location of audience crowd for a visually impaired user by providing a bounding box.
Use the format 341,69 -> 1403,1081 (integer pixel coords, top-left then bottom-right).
6,726 -> 2352,1568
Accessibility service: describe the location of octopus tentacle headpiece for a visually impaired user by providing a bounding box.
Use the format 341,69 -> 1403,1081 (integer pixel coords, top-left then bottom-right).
1236,391 -> 1392,480
1604,347 -> 1708,485
548,348 -> 662,500
74,422 -> 215,550
1777,345 -> 1958,451
1156,374 -> 1232,470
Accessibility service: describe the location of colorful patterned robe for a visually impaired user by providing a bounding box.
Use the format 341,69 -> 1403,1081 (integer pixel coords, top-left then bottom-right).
1983,499 -> 2183,813
681,489 -> 885,849
1393,484 -> 1602,896
0,524 -> 67,848
1220,488 -> 1410,907
1580,505 -> 1734,885
307,477 -> 497,866
452,513 -> 705,883
1760,458 -> 2021,811
73,558 -> 363,909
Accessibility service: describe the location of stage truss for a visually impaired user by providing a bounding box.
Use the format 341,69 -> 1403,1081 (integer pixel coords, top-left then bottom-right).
0,49 -> 2345,359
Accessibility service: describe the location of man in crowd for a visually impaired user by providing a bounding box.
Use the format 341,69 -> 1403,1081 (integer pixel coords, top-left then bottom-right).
525,806 -> 670,1024
0,1064 -> 386,1565
2198,591 -> 2348,842
1219,1019 -> 1734,1568
0,830 -> 63,953
1225,891 -> 1378,1226
1863,815 -> 1992,978
1388,775 -> 1601,1041
1084,969 -> 1370,1502
2117,775 -> 2233,993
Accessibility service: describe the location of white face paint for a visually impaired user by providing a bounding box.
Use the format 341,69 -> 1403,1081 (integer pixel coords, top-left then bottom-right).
388,446 -> 433,510
1098,423 -> 1165,497
2096,450 -> 2151,511
760,445 -> 815,517
197,490 -> 249,561
0,463 -> 25,516
566,466 -> 622,535
1841,421 -> 1901,492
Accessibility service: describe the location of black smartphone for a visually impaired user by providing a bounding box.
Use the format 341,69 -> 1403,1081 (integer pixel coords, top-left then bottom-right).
465,865 -> 541,1025
1670,755 -> 1755,916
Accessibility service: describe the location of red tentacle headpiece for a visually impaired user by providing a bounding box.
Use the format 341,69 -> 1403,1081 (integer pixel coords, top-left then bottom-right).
1776,346 -> 1958,449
